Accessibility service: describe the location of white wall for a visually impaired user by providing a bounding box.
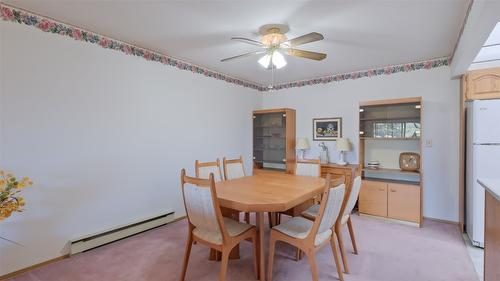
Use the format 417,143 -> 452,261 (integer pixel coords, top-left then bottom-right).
0,21 -> 260,275
261,67 -> 460,222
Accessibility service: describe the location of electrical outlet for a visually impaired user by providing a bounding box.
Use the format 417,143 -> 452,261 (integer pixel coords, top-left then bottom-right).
425,139 -> 432,147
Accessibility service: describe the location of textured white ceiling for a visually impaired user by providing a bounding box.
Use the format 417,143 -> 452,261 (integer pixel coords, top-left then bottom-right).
4,0 -> 470,86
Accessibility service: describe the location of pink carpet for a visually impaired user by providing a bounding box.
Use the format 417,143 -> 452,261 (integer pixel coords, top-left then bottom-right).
6,215 -> 478,281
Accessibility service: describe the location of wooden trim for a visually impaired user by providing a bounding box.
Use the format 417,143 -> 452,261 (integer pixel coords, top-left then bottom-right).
423,216 -> 460,226
0,255 -> 68,280
359,213 -> 420,227
253,108 -> 293,115
459,74 -> 466,232
285,109 -> 296,174
359,97 -> 422,107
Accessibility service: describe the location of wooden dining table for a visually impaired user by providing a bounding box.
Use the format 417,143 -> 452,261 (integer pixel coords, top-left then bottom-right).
215,172 -> 327,281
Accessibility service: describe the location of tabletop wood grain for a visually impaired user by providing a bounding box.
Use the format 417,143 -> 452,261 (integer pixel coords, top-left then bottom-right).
216,173 -> 326,212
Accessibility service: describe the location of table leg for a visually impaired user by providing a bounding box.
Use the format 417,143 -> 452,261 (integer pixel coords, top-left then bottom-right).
256,212 -> 266,281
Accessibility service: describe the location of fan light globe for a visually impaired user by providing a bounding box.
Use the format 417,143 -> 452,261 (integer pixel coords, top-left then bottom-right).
258,54 -> 271,68
272,52 -> 287,69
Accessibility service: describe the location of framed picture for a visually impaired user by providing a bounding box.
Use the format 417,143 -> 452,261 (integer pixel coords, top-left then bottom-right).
313,117 -> 342,141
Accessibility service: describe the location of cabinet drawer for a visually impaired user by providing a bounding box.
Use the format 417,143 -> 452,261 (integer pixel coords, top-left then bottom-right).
387,183 -> 420,223
359,180 -> 387,217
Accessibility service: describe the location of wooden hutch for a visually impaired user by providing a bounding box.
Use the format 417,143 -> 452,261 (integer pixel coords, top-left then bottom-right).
358,97 -> 423,227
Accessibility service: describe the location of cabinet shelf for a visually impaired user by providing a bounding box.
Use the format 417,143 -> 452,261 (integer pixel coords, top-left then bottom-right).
254,148 -> 285,151
362,168 -> 420,176
254,136 -> 285,139
360,117 -> 420,121
360,137 -> 420,141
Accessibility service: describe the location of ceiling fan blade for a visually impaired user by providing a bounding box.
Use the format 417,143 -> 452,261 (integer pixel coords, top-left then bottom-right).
285,32 -> 324,47
231,37 -> 264,46
284,49 -> 327,61
221,50 -> 265,62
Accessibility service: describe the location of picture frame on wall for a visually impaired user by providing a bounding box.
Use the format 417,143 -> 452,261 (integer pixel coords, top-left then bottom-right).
313,117 -> 342,141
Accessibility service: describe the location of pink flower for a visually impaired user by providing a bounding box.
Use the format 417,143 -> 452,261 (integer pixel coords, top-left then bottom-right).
123,45 -> 132,55
72,29 -> 83,40
404,64 -> 411,72
424,62 -> 432,69
37,19 -> 53,32
99,38 -> 110,48
143,51 -> 152,60
384,67 -> 392,75
0,7 -> 14,21
160,56 -> 168,64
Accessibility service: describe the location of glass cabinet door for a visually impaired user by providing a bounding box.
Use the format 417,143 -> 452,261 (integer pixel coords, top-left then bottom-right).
253,112 -> 286,170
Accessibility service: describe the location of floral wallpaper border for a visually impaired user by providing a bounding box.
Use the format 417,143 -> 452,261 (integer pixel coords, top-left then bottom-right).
0,3 -> 450,93
268,57 -> 450,91
0,3 -> 265,91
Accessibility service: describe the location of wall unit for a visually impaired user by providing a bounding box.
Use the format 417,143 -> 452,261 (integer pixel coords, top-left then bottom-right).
358,97 -> 423,226
463,67 -> 500,100
253,108 -> 296,174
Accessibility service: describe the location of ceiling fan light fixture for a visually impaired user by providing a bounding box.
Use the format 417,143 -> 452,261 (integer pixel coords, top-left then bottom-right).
258,54 -> 271,68
261,32 -> 287,46
272,51 -> 287,69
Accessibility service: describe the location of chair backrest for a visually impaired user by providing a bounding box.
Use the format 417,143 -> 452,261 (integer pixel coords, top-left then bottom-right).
223,156 -> 246,180
342,176 -> 362,217
180,169 -> 227,241
308,174 -> 346,239
295,158 -> 321,177
195,159 -> 223,182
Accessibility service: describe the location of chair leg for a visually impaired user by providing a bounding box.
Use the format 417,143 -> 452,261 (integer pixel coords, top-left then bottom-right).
252,235 -> 259,280
268,236 -> 277,281
330,235 -> 344,281
305,251 -> 319,281
219,249 -> 230,281
336,226 -> 350,274
245,212 -> 251,224
295,248 -> 303,261
347,217 -> 358,255
179,232 -> 193,281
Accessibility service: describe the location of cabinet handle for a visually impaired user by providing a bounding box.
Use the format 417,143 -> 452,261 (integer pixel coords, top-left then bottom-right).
390,189 -> 396,192
282,159 -> 286,162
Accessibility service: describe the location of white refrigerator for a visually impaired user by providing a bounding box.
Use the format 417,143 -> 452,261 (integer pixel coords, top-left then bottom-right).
466,99 -> 500,248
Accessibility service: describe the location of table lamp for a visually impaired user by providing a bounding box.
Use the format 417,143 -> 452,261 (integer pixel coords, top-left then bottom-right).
336,138 -> 351,165
296,138 -> 310,160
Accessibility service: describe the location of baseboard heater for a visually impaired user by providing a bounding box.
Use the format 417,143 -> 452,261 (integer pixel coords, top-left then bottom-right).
69,212 -> 175,255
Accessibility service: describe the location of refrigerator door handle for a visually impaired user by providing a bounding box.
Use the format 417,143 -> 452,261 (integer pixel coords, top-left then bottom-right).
473,143 -> 500,146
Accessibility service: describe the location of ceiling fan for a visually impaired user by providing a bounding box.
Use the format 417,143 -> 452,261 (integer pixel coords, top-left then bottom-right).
221,25 -> 327,69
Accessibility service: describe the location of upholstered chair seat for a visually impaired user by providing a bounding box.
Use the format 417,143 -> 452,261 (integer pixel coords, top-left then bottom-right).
193,217 -> 254,245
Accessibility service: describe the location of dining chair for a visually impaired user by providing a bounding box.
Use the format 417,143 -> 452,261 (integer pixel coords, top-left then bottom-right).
302,175 -> 362,274
276,158 -> 322,226
179,169 -> 259,281
223,156 -> 251,224
268,174 -> 346,281
195,159 -> 224,182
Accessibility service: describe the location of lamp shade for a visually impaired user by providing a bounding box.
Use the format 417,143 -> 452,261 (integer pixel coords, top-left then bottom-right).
335,138 -> 351,152
296,138 -> 310,150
